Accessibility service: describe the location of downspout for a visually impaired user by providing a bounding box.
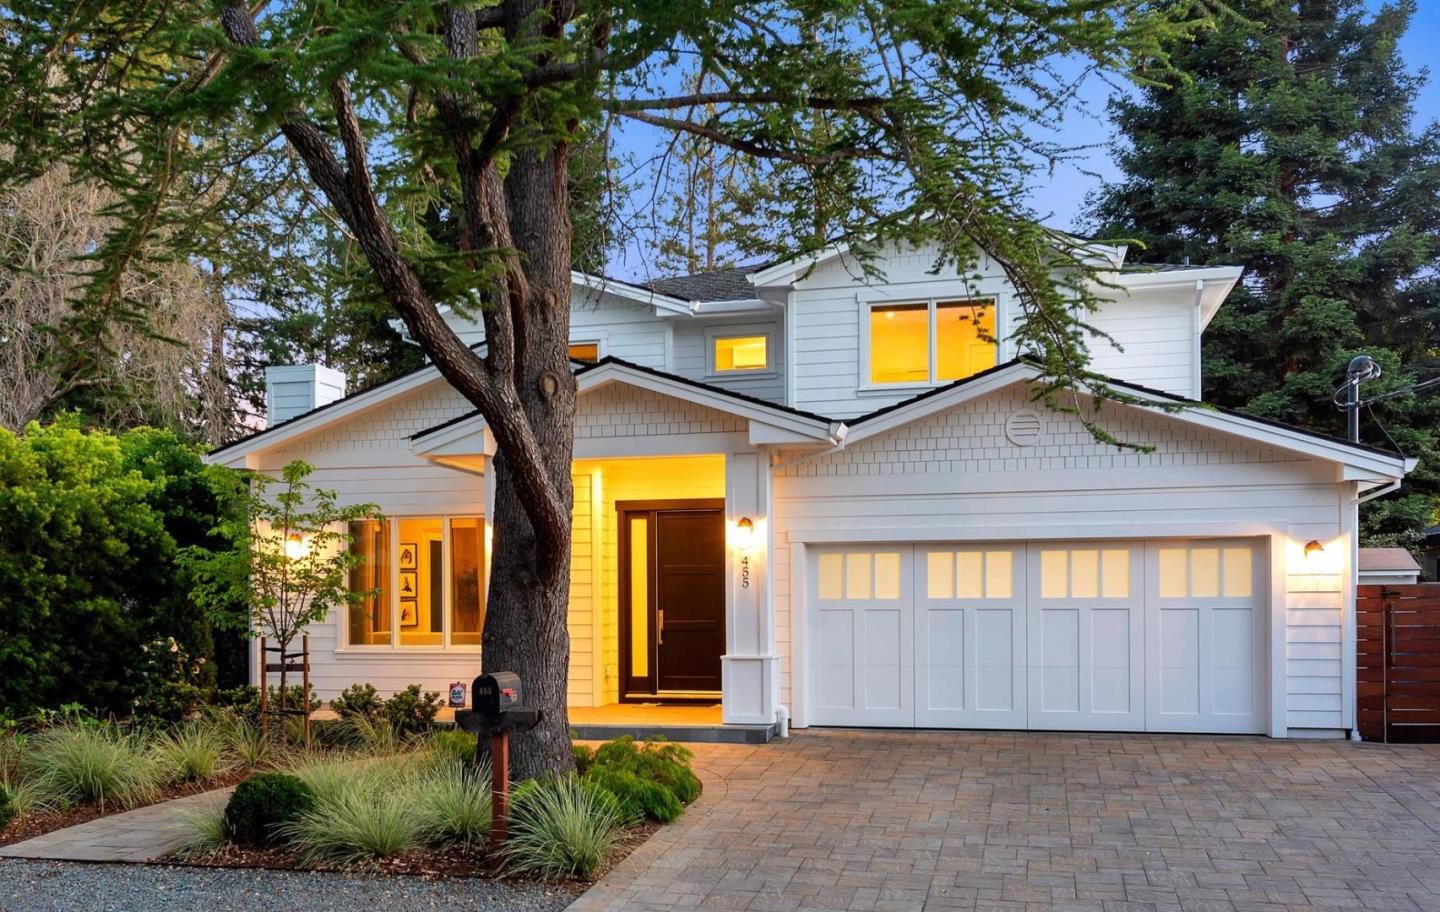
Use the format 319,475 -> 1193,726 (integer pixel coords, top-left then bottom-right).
768,421 -> 848,738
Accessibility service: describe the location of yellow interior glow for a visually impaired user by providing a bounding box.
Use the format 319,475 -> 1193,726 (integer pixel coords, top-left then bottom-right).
629,515 -> 649,678
714,335 -> 768,372
871,300 -> 997,385
869,303 -> 929,383
935,301 -> 996,381
398,517 -> 444,646
568,342 -> 600,363
450,517 -> 485,646
348,519 -> 390,645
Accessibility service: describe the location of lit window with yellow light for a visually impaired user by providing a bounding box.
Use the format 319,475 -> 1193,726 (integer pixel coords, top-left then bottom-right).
346,515 -> 486,649
568,341 -> 600,363
935,301 -> 996,381
713,335 -> 769,372
868,299 -> 996,385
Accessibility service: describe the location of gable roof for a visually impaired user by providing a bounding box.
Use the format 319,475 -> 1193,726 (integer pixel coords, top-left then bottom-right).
209,349 -> 1411,488
839,358 -> 1412,485
409,357 -> 839,457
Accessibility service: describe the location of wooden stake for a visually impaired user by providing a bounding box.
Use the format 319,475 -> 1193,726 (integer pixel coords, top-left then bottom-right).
491,730 -> 510,846
302,634 -> 312,751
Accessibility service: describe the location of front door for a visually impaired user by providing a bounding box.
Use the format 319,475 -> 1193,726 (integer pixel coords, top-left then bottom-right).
619,500 -> 726,699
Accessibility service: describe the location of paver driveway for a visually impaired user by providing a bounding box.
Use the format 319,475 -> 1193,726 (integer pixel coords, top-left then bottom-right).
571,729 -> 1440,912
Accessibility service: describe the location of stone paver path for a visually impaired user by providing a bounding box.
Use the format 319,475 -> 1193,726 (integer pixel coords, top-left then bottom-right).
570,730 -> 1440,912
0,787 -> 232,863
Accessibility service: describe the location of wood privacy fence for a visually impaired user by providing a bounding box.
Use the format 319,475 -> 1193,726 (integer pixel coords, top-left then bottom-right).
1357,584 -> 1440,743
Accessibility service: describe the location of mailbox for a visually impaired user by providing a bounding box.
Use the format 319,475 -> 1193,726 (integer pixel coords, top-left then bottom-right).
472,671 -> 523,718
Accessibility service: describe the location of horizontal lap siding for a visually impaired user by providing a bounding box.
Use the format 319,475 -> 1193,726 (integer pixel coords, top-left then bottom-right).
434,289 -> 671,368
1086,300 -> 1196,399
670,318 -> 786,404
773,382 -> 1347,735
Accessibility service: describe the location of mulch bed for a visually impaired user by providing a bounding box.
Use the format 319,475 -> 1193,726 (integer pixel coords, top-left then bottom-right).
0,769 -> 251,849
163,819 -> 663,884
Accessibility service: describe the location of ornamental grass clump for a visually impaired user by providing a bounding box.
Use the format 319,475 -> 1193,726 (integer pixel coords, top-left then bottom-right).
175,799 -> 231,857
412,759 -> 490,847
502,775 -> 625,880
26,723 -> 159,810
151,724 -> 232,784
282,757 -> 428,862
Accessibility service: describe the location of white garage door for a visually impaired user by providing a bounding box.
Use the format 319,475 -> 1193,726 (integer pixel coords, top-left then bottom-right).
807,540 -> 1266,733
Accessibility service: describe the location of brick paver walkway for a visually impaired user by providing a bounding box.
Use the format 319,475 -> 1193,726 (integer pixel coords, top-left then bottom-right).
0,787 -> 232,863
570,730 -> 1440,912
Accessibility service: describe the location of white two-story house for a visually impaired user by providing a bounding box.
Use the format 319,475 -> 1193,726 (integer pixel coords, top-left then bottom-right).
210,241 -> 1412,740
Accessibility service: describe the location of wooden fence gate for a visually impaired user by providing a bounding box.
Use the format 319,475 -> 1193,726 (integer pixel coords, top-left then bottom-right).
1357,584 -> 1440,743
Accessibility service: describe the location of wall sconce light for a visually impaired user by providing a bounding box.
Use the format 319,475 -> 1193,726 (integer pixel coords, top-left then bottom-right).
284,532 -> 311,560
734,516 -> 755,551
1303,539 -> 1324,558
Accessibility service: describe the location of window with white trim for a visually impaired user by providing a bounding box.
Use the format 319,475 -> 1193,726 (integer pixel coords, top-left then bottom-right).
866,298 -> 997,385
347,515 -> 485,649
709,331 -> 772,374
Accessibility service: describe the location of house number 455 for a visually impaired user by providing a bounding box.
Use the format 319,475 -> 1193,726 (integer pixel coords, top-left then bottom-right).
740,554 -> 751,589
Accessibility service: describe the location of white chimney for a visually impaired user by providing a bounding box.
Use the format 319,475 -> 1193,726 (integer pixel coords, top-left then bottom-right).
264,364 -> 348,428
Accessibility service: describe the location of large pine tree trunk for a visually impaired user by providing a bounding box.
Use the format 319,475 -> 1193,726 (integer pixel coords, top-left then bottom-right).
485,452 -> 575,779
481,143 -> 578,779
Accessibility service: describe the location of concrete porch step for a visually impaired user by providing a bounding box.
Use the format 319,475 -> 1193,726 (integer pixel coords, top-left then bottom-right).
569,721 -> 778,744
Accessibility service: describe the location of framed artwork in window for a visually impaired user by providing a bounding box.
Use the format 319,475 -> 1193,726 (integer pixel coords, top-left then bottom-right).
399,598 -> 418,628
399,542 -> 418,570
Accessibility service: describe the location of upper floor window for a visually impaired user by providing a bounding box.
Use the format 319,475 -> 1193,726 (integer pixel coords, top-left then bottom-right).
568,341 -> 601,363
868,299 -> 996,385
710,332 -> 771,374
347,515 -> 485,650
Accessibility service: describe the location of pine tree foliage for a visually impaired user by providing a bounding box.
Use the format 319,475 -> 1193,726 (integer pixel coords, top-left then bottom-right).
1088,0 -> 1440,545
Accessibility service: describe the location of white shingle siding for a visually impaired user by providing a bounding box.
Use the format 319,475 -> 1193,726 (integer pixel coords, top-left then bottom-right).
576,384 -> 745,439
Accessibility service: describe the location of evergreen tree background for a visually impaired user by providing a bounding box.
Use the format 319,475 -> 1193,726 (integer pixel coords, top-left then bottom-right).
1087,0 -> 1440,548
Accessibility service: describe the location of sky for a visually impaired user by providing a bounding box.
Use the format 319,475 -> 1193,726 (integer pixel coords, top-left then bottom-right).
608,1 -> 1440,280
1019,0 -> 1440,234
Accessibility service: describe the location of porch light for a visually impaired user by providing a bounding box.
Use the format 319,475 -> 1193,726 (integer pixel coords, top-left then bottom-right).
284,532 -> 311,561
1303,539 -> 1324,558
734,516 -> 756,551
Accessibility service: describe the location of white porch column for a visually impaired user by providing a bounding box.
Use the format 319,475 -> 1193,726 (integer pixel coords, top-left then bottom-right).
722,450 -> 778,724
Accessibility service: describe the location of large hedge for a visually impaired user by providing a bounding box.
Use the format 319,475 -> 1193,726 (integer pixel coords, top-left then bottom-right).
0,417 -> 246,716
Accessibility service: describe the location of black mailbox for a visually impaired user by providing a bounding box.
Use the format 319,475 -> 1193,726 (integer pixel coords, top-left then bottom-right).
473,671 -> 523,717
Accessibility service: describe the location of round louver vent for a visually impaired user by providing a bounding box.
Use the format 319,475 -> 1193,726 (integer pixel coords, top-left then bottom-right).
1004,409 -> 1044,447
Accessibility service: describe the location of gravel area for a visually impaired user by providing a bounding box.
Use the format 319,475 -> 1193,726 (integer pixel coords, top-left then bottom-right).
0,859 -> 582,912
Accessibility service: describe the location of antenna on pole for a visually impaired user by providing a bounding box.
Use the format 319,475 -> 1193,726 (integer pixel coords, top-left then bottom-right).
1343,355 -> 1382,443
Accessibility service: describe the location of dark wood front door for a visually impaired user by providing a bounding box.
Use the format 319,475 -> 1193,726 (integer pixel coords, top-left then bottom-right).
619,500 -> 725,698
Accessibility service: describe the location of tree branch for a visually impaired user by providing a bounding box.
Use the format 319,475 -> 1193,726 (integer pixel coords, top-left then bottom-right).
616,109 -> 879,166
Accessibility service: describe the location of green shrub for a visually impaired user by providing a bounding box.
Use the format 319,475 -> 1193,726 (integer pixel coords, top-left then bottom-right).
131,637 -> 207,724
503,775 -> 625,880
224,772 -> 315,846
384,685 -> 442,737
151,724 -> 231,784
330,684 -> 384,723
584,765 -> 682,823
25,724 -> 159,810
413,760 -> 490,847
215,684 -> 321,724
571,742 -> 594,775
431,729 -> 477,765
589,736 -> 701,806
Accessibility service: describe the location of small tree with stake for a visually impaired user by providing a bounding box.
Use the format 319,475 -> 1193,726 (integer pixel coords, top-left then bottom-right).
186,459 -> 379,738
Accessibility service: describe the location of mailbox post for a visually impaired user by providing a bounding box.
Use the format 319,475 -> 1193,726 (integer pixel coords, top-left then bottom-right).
453,671 -> 542,846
